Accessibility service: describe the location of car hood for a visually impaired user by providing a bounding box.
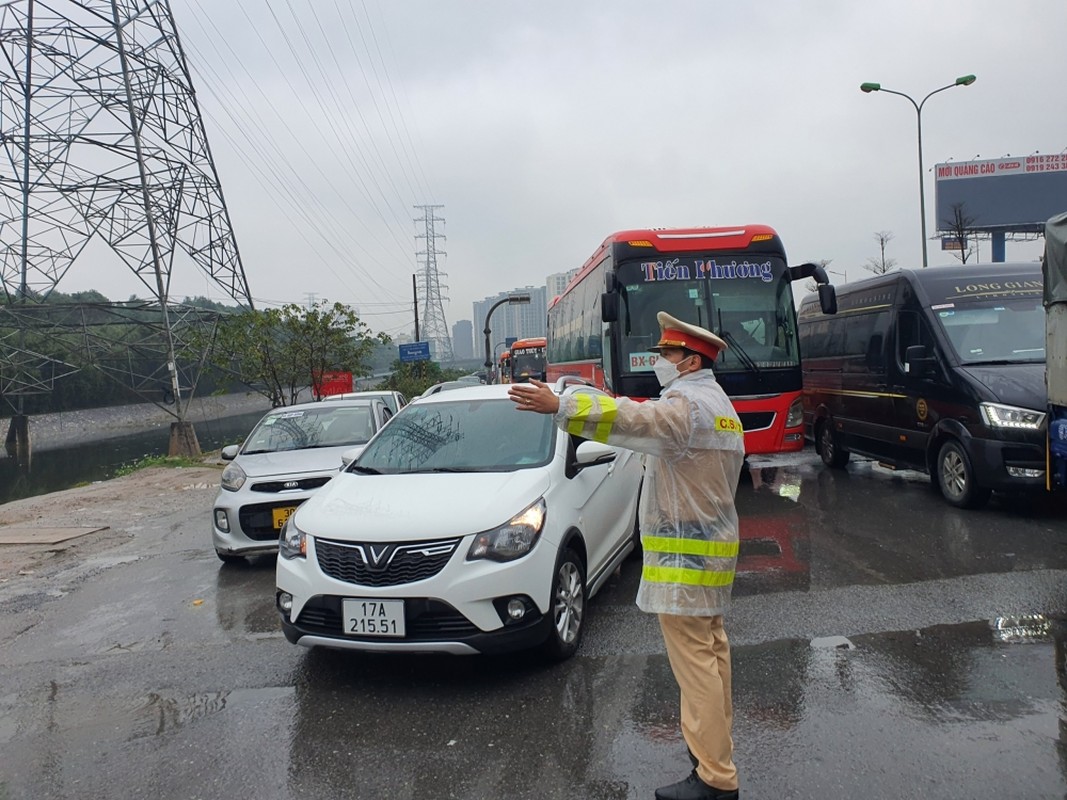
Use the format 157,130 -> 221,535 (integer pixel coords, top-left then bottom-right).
294,468 -> 552,541
959,363 -> 1046,410
235,446 -> 364,478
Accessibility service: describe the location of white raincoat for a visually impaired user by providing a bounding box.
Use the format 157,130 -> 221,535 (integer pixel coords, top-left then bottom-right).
554,370 -> 744,615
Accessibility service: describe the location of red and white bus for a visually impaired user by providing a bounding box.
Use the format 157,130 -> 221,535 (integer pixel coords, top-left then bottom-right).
545,225 -> 836,454
509,337 -> 547,383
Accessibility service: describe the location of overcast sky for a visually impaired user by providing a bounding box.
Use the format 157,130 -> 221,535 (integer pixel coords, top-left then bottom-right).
61,0 -> 1067,340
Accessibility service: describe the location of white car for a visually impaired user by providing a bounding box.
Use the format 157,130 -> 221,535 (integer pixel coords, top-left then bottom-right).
212,397 -> 393,564
322,390 -> 407,416
276,381 -> 643,660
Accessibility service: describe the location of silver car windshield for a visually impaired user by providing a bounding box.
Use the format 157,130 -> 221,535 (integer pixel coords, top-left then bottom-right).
242,406 -> 377,454
353,399 -> 554,473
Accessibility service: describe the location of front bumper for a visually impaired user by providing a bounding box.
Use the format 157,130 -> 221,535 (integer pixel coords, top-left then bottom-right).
966,435 -> 1047,491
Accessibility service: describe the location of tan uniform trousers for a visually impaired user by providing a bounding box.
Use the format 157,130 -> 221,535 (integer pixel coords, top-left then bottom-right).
658,613 -> 738,791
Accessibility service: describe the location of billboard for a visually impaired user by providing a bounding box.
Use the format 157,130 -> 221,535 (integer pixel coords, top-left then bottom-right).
934,154 -> 1067,232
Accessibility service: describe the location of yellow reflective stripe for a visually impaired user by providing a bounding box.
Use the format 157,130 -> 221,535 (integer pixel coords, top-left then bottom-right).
641,536 -> 739,558
566,394 -> 594,435
642,565 -> 735,587
592,395 -> 618,443
714,416 -> 744,435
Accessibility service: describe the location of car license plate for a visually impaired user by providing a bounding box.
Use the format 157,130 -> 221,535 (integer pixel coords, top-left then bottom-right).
343,598 -> 405,637
272,506 -> 297,529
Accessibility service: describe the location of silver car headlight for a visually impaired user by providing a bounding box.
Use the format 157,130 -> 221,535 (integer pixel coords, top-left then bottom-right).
467,498 -> 546,562
979,402 -> 1045,431
220,462 -> 247,492
279,516 -> 307,560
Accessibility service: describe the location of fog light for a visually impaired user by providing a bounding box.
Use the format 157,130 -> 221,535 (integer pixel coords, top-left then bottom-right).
506,598 -> 526,620
1006,466 -> 1043,478
214,509 -> 230,533
278,592 -> 293,613
784,433 -> 802,442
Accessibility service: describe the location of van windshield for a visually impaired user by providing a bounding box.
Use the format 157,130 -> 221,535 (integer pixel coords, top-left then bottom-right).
933,297 -> 1045,364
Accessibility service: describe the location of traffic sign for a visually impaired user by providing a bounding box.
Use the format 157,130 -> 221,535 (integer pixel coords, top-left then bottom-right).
399,341 -> 431,363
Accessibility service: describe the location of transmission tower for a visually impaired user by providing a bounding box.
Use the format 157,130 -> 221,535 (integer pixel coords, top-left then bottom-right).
414,204 -> 453,362
0,0 -> 253,455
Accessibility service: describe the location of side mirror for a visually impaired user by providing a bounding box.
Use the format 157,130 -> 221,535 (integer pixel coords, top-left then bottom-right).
904,344 -> 936,376
818,284 -> 838,315
221,444 -> 240,461
574,440 -> 616,469
601,292 -> 619,323
340,446 -> 364,467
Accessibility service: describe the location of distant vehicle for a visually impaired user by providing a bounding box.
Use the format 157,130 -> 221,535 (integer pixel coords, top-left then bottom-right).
211,397 -> 392,563
799,262 -> 1046,509
545,225 -> 835,454
509,336 -> 547,383
417,376 -> 482,398
497,349 -> 512,384
275,381 -> 644,660
323,390 -> 407,416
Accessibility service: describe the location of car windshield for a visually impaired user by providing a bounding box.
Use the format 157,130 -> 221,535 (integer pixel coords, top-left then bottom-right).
934,296 -> 1045,364
241,405 -> 376,453
352,398 -> 554,473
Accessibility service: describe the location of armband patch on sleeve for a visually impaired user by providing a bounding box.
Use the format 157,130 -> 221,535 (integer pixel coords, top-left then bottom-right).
714,416 -> 743,434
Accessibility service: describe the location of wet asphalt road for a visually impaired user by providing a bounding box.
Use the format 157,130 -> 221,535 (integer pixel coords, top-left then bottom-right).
1,450 -> 1066,799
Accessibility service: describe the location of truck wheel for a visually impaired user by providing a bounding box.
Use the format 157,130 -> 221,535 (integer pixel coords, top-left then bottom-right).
936,440 -> 991,509
818,420 -> 849,468
541,548 -> 586,661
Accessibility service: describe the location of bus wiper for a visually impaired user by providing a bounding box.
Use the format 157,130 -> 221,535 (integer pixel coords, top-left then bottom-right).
721,330 -> 761,375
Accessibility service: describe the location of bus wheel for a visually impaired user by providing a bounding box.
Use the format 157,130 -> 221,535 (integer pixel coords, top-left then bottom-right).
936,440 -> 991,509
818,420 -> 849,469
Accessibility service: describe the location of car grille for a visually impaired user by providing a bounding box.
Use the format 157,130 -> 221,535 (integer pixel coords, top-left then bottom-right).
238,501 -> 305,541
738,411 -> 774,432
295,595 -> 478,638
315,537 -> 460,587
251,476 -> 332,493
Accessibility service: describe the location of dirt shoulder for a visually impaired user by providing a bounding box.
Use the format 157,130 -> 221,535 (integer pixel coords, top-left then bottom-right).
0,464 -> 224,582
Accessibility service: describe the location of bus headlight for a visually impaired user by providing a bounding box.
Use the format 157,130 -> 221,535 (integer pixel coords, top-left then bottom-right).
979,402 -> 1045,431
785,397 -> 804,428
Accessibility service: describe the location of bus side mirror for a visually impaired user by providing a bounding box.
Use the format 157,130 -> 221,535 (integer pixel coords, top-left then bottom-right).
818,284 -> 837,315
601,292 -> 618,322
604,270 -> 617,292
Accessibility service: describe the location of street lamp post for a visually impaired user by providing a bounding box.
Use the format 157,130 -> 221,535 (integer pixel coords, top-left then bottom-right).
860,74 -> 976,267
483,293 -> 531,372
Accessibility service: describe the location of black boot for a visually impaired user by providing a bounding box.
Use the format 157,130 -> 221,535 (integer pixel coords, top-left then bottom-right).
654,770 -> 738,800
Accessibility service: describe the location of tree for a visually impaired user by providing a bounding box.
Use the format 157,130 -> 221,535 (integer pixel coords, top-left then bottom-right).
206,300 -> 390,406
941,203 -> 977,264
864,231 -> 897,275
379,359 -> 469,399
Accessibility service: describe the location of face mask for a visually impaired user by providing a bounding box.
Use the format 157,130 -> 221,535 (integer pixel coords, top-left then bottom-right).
652,356 -> 682,388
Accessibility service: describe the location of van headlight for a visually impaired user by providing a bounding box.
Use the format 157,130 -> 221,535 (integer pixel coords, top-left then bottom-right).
220,462 -> 247,491
279,516 -> 307,559
979,402 -> 1045,431
467,499 -> 546,562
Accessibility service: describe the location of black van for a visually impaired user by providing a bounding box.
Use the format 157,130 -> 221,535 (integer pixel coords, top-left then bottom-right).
798,263 -> 1047,508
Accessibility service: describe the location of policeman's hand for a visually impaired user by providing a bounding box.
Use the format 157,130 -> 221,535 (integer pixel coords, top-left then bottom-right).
508,379 -> 559,414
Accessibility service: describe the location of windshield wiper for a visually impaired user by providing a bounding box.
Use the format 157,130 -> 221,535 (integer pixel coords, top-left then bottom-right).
407,466 -> 487,474
346,465 -> 381,474
716,310 -> 760,375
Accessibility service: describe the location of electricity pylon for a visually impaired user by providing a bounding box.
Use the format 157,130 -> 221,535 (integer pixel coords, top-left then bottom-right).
414,204 -> 453,363
0,0 -> 253,455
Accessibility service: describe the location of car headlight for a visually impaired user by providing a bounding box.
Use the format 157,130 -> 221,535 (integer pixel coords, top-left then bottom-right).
467,498 -> 546,562
979,402 -> 1045,431
220,462 -> 247,492
279,516 -> 307,559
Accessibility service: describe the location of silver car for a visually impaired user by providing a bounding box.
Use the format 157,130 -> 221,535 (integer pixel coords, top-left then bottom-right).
211,398 -> 392,564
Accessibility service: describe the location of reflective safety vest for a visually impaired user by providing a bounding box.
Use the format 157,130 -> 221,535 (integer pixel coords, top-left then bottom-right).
555,372 -> 744,616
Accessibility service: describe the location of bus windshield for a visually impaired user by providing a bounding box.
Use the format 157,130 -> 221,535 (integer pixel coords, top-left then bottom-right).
614,255 -> 799,376
934,296 -> 1045,364
511,349 -> 545,382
